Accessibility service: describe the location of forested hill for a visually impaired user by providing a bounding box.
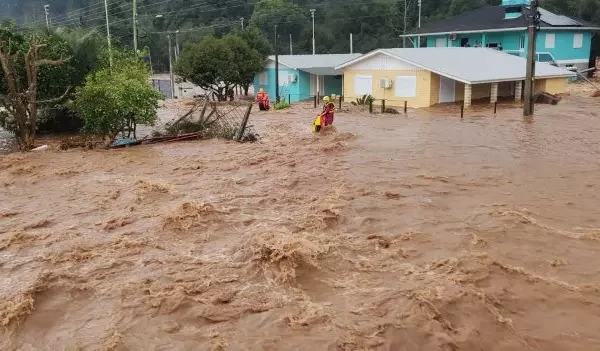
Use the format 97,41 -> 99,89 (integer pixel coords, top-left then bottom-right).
0,0 -> 598,70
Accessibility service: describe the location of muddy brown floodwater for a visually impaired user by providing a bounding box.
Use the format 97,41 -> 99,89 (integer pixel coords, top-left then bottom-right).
2,96 -> 600,350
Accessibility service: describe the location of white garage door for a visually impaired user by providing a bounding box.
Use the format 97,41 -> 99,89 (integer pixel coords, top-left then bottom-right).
436,38 -> 447,47
395,75 -> 417,97
354,74 -> 373,95
439,76 -> 456,103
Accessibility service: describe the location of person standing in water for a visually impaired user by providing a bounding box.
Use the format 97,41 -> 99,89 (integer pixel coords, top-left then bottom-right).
322,96 -> 336,128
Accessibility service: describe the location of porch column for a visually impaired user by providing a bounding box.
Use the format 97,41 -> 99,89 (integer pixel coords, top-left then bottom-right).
490,82 -> 499,103
464,84 -> 472,108
515,81 -> 523,102
482,33 -> 487,47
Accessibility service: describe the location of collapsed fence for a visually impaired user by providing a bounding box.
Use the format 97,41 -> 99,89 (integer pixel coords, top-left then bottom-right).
110,95 -> 256,148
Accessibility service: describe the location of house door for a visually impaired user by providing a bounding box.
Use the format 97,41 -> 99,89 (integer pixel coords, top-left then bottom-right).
439,76 -> 456,103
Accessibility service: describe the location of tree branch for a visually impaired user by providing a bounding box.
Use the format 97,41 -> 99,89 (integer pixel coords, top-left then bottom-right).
35,57 -> 70,66
37,86 -> 71,104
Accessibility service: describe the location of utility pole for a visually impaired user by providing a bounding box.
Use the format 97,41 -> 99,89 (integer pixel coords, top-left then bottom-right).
44,5 -> 50,31
310,9 -> 316,55
417,0 -> 422,48
133,0 -> 138,53
240,17 -> 244,30
104,0 -> 113,68
350,33 -> 353,53
289,34 -> 293,55
524,0 -> 540,116
175,30 -> 180,62
403,0 -> 408,48
274,25 -> 280,103
168,33 -> 175,99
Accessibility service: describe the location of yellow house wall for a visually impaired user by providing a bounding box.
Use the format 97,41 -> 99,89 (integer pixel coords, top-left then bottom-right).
343,70 -> 433,108
535,80 -> 546,94
430,73 -> 441,105
542,78 -> 567,94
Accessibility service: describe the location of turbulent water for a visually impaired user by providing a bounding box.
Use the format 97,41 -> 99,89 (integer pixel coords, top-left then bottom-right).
2,96 -> 600,350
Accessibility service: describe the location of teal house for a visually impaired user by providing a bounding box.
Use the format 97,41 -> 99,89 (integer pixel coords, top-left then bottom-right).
253,54 -> 362,102
404,0 -> 599,71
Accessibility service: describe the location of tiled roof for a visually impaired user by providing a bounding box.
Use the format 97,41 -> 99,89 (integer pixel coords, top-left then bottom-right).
409,6 -> 598,35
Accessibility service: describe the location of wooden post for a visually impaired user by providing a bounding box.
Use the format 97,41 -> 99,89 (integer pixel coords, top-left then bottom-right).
369,99 -> 373,113
288,94 -> 291,104
313,95 -> 317,108
339,96 -> 342,110
236,103 -> 253,142
494,101 -> 497,114
381,99 -> 386,113
461,104 -> 464,119
404,101 -> 407,113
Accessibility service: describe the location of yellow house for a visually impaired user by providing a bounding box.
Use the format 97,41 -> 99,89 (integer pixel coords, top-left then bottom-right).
335,47 -> 575,108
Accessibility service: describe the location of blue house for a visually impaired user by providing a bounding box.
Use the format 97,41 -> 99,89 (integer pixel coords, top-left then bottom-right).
404,0 -> 599,71
253,54 -> 362,103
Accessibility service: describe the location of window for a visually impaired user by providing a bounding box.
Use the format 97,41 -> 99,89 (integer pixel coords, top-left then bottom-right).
574,33 -> 584,49
435,38 -> 446,47
258,72 -> 268,85
354,75 -> 373,95
395,76 -> 417,98
545,33 -> 555,49
520,36 -> 525,50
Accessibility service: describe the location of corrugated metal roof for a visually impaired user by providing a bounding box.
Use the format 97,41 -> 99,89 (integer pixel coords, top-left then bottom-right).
337,48 -> 575,84
267,54 -> 362,75
538,8 -> 582,26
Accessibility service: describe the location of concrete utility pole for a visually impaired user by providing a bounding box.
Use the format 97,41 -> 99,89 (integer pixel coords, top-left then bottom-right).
403,0 -> 408,47
104,0 -> 113,68
168,33 -> 175,99
44,5 -> 50,31
350,33 -> 353,53
240,17 -> 244,30
524,0 -> 540,116
274,25 -> 280,103
289,34 -> 293,55
417,0 -> 422,47
310,9 -> 316,55
133,0 -> 138,53
175,30 -> 180,62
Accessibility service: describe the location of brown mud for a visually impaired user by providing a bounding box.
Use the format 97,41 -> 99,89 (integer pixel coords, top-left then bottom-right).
2,95 -> 600,350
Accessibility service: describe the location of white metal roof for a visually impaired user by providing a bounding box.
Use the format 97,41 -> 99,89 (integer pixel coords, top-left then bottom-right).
538,8 -> 582,26
336,47 -> 575,84
267,54 -> 362,76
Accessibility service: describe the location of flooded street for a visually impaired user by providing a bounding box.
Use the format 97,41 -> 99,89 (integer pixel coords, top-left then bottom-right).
2,96 -> 600,350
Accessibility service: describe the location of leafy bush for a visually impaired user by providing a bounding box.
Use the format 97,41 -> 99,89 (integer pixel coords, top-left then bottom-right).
274,101 -> 291,110
355,94 -> 374,106
73,51 -> 162,139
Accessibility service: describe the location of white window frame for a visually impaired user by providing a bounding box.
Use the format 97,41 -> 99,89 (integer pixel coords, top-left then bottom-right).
519,36 -> 525,50
354,74 -> 373,95
573,33 -> 584,49
545,33 -> 556,49
395,75 -> 417,98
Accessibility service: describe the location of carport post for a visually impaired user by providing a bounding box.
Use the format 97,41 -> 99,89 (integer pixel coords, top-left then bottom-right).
381,99 -> 386,113
464,84 -> 472,108
404,101 -> 407,113
515,81 -> 523,102
490,82 -> 499,104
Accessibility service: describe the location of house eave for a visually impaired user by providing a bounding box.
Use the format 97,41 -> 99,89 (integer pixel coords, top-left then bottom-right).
401,26 -> 600,37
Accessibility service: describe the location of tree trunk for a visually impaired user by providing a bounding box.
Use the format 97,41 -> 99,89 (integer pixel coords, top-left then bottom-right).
243,84 -> 250,96
0,37 -> 68,150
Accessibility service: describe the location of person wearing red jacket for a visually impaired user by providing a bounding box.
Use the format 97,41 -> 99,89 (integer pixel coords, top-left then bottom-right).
322,96 -> 335,127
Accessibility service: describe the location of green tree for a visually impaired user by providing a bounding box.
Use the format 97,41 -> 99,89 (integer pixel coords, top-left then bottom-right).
224,32 -> 266,95
73,50 -> 161,140
176,35 -> 264,100
0,22 -> 70,150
